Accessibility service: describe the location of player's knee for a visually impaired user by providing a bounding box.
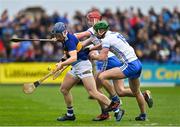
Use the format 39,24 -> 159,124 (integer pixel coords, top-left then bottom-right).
116,88 -> 125,96
60,86 -> 69,95
132,90 -> 141,96
117,91 -> 125,97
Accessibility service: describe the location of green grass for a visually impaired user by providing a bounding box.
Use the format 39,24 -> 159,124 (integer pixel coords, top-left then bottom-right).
0,85 -> 180,126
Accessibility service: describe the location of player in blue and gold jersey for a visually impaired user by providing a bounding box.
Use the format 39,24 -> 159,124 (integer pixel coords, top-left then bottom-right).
51,22 -> 119,121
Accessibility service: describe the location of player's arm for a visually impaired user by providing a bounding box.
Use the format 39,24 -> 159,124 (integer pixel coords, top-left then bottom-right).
90,39 -> 110,60
61,50 -> 77,66
74,31 -> 91,40
56,39 -> 78,70
81,37 -> 94,47
90,43 -> 102,50
60,51 -> 69,61
90,48 -> 109,61
56,50 -> 77,71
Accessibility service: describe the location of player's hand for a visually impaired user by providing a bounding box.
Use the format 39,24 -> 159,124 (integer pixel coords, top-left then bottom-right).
89,51 -> 98,60
55,62 -> 63,71
51,37 -> 57,42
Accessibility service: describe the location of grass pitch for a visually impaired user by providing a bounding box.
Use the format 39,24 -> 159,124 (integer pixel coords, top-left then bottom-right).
0,85 -> 180,126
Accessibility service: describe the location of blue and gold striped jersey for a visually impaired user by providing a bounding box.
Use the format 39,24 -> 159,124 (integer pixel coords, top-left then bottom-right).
63,33 -> 89,61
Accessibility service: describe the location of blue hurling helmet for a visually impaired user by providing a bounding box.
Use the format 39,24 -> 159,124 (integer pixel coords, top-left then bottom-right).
51,22 -> 67,34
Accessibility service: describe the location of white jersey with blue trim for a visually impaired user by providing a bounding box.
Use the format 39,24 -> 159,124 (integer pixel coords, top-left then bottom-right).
87,27 -> 95,35
87,27 -> 115,58
101,31 -> 138,63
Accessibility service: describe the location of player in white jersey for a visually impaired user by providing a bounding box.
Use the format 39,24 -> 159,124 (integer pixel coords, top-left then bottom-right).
90,20 -> 151,121
81,12 -> 153,110
76,11 -> 153,121
75,11 -> 124,121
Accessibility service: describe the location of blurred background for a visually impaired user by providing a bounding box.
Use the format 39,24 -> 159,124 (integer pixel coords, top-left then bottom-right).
0,0 -> 179,85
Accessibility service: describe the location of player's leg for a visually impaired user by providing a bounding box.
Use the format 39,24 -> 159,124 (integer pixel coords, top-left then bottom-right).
97,57 -> 124,102
81,74 -> 119,110
98,67 -> 126,80
82,76 -> 111,106
107,57 -> 153,104
97,75 -> 121,108
113,79 -> 134,97
95,60 -> 117,99
94,57 -> 126,121
128,78 -> 147,121
92,72 -> 110,121
98,60 -> 148,120
74,60 -> 111,106
103,56 -> 134,97
82,75 -> 124,122
92,72 -> 116,121
97,70 -> 126,119
113,79 -> 153,108
123,59 -> 147,121
57,72 -> 80,121
92,58 -> 121,121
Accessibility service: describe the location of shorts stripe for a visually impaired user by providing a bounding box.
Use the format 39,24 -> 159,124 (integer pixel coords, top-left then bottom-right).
119,63 -> 128,71
101,60 -> 108,71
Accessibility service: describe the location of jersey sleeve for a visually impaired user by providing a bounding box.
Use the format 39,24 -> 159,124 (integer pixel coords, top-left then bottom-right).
87,27 -> 94,35
91,35 -> 101,45
101,38 -> 111,48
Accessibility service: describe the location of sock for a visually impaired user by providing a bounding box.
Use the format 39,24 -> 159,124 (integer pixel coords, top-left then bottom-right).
114,108 -> 119,113
111,95 -> 120,102
102,108 -> 108,115
66,106 -> 74,116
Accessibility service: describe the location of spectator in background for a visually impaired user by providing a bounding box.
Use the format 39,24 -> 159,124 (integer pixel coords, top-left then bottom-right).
0,7 -> 179,64
10,34 -> 34,61
52,12 -> 69,25
0,39 -> 7,59
171,43 -> 180,63
31,34 -> 43,61
42,42 -> 54,61
0,10 -> 10,37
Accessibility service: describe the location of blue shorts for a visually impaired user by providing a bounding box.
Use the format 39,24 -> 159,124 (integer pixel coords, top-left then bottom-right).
96,56 -> 123,71
122,59 -> 142,79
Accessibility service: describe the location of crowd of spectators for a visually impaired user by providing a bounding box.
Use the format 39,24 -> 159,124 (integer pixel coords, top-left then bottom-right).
0,6 -> 180,63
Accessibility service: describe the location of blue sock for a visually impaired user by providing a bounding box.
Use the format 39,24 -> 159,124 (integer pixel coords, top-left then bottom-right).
67,106 -> 74,116
111,95 -> 119,102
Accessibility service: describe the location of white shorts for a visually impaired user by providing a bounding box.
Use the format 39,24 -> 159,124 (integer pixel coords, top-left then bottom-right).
68,60 -> 93,79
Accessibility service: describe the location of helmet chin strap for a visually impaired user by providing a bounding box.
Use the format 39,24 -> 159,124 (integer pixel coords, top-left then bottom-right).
63,30 -> 68,41
97,30 -> 107,38
62,30 -> 67,37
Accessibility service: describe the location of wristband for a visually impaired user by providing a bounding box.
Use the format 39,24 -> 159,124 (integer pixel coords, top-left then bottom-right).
61,58 -> 66,62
